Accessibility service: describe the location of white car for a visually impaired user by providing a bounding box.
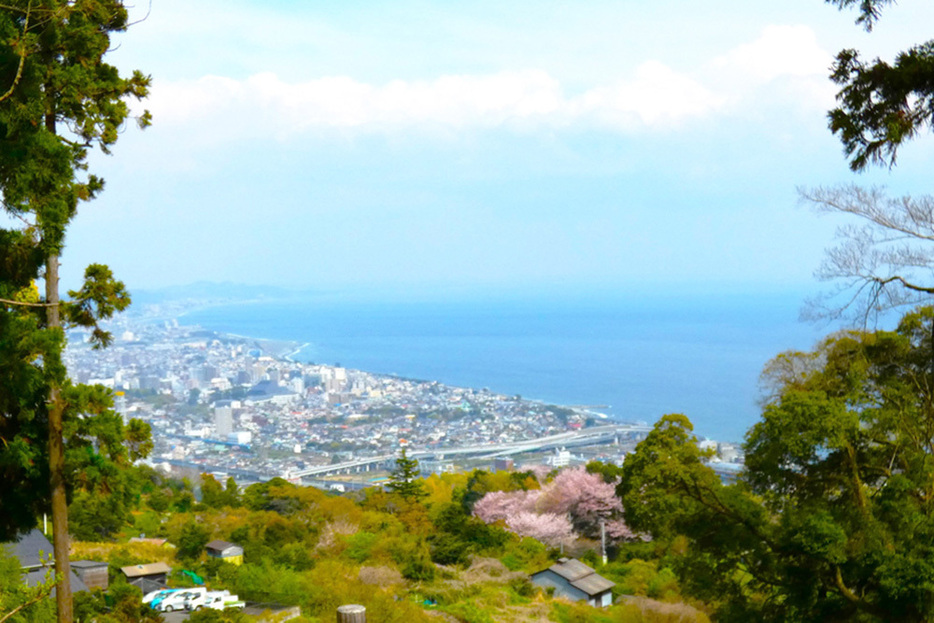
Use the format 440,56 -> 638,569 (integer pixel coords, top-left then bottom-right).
156,588 -> 206,613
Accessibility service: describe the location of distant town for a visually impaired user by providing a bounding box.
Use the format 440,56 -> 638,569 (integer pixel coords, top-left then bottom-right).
64,299 -> 744,488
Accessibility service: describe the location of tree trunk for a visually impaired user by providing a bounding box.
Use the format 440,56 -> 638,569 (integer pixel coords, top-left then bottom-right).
46,253 -> 72,623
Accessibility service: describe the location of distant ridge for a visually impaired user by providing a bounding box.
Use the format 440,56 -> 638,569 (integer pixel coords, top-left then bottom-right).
130,282 -> 302,305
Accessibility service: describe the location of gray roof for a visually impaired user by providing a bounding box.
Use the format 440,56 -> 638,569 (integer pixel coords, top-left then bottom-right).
8,529 -> 54,569
71,560 -> 108,569
532,558 -> 616,597
205,539 -> 237,551
570,573 -> 616,595
548,558 -> 597,582
3,529 -> 89,594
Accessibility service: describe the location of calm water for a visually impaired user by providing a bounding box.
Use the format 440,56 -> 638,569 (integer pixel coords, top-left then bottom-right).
180,292 -> 823,442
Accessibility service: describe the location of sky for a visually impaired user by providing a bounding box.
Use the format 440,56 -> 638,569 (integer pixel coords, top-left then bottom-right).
59,0 -> 934,300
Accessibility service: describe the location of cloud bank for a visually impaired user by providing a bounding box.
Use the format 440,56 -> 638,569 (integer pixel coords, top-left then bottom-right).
142,25 -> 835,142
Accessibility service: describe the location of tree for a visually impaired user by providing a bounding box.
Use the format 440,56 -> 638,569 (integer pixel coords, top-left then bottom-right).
473,468 -> 632,543
536,467 -> 631,540
0,2 -> 149,620
175,519 -> 211,561
619,307 -> 934,622
800,2 -> 934,321
386,447 -> 427,502
801,185 -> 934,323
825,0 -> 934,171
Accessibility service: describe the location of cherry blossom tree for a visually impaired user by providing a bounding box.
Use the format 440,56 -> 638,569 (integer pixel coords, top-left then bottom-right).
472,489 -> 540,523
505,511 -> 576,549
472,467 -> 633,545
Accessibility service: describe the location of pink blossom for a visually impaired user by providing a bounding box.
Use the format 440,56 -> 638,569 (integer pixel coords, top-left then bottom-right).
473,467 -> 634,544
505,511 -> 576,548
472,489 -> 540,523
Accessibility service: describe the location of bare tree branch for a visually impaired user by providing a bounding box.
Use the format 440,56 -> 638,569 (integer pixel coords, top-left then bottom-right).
800,185 -> 934,325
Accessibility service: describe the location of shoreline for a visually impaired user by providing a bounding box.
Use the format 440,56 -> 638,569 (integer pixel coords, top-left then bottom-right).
147,299 -> 756,443
166,314 -> 621,428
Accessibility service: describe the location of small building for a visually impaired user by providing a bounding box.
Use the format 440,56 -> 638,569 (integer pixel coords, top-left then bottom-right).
120,562 -> 171,593
531,558 -> 615,607
205,539 -> 244,565
71,560 -> 109,590
6,529 -> 89,594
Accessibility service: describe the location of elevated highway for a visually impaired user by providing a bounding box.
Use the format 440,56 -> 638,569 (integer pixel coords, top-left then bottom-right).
284,423 -> 652,481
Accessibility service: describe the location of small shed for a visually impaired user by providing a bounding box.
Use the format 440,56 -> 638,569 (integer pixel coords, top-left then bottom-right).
531,558 -> 615,607
205,539 -> 243,565
71,560 -> 109,590
120,562 -> 171,592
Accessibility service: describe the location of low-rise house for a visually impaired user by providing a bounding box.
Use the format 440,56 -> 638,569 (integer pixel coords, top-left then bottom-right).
531,558 -> 615,607
205,539 -> 244,565
121,562 -> 171,594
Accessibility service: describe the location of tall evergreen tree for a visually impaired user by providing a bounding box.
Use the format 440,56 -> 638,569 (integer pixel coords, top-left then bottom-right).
0,3 -> 150,621
387,447 -> 427,502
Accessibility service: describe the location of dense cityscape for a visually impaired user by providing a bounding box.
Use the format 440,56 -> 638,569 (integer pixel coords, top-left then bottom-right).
63,300 -> 743,486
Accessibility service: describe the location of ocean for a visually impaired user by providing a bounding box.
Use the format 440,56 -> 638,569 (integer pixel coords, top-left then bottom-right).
179,291 -> 825,443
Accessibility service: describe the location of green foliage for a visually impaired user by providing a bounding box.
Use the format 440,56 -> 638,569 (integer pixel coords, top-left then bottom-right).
344,531 -> 379,563
187,608 -> 249,623
426,501 -> 509,566
387,448 -> 427,502
620,307 -> 934,622
0,14 -> 152,601
439,601 -> 494,623
500,536 -> 549,572
0,545 -> 55,623
825,0 -> 934,170
200,474 -> 240,509
175,519 -> 211,561
586,460 -> 624,484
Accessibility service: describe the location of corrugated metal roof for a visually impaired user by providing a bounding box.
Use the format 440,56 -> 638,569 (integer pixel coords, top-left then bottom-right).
571,573 -> 616,596
549,559 -> 596,582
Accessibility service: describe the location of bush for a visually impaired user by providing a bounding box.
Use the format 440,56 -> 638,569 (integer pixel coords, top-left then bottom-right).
440,601 -> 495,623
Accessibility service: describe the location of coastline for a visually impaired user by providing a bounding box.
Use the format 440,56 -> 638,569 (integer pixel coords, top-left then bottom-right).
166,314 -> 619,429
160,295 -> 806,443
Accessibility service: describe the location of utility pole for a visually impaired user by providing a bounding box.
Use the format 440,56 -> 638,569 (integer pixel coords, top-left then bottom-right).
601,521 -> 607,565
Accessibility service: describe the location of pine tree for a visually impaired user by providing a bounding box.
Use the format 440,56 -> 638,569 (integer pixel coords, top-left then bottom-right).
387,448 -> 427,502
0,3 -> 150,621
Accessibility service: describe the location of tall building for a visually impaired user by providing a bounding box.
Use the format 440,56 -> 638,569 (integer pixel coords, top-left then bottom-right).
214,403 -> 233,438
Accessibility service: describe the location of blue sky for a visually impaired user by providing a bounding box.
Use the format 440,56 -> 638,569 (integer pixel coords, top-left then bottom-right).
62,0 -> 934,299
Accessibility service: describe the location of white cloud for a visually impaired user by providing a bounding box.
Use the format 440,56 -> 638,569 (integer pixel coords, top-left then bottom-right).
711,25 -> 833,83
139,25 -> 835,143
146,66 -> 718,141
